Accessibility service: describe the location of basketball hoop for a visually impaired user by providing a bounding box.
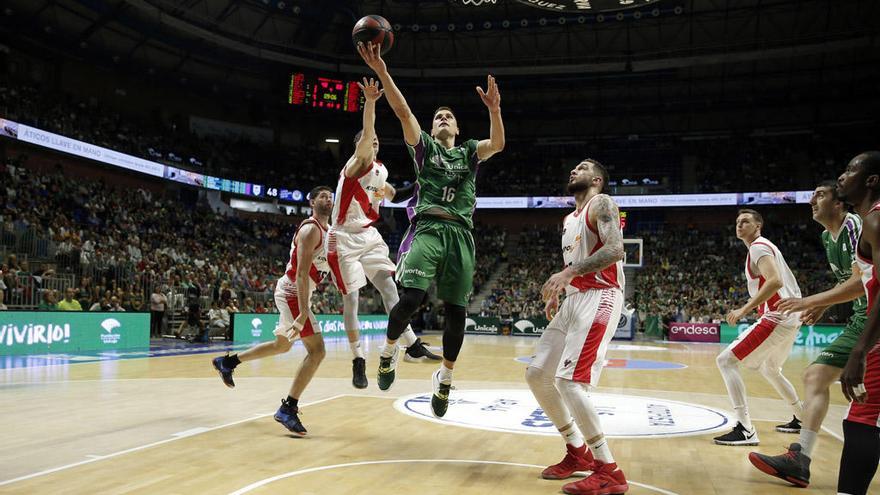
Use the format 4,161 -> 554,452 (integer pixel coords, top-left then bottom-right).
461,0 -> 496,6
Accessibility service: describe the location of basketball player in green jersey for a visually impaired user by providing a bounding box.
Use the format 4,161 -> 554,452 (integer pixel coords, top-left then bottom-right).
750,181 -> 867,487
357,41 -> 505,417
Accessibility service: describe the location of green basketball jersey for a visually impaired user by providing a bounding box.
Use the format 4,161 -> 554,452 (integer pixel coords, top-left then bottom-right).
821,212 -> 867,315
406,130 -> 480,230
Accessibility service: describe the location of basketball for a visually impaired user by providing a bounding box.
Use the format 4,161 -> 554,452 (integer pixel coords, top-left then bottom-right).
352,15 -> 394,55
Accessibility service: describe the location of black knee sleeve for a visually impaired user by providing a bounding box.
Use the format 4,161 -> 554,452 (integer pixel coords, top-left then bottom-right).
838,420 -> 880,495
442,303 -> 466,362
387,288 -> 425,340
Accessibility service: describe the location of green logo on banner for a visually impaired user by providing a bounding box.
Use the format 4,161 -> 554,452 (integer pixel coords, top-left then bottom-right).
233,313 -> 389,343
719,323 -> 844,348
0,312 -> 150,355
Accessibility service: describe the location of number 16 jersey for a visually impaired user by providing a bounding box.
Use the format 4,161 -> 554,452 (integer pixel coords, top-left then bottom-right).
406,130 -> 480,229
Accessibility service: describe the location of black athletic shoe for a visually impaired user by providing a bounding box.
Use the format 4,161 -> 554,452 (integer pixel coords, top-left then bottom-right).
431,369 -> 452,418
713,422 -> 759,446
352,357 -> 368,389
775,416 -> 801,434
404,338 -> 442,362
274,400 -> 307,436
748,443 -> 811,488
377,346 -> 399,391
212,355 -> 236,388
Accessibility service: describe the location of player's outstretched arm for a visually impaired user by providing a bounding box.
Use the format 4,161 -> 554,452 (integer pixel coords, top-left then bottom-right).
778,267 -> 864,314
540,195 -> 624,300
346,77 -> 384,178
842,214 -> 880,403
357,41 -> 421,146
476,75 -> 505,161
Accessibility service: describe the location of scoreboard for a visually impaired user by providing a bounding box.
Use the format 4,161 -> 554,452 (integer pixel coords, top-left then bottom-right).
288,72 -> 364,112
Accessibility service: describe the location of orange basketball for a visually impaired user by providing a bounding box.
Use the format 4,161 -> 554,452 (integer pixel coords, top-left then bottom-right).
352,15 -> 394,55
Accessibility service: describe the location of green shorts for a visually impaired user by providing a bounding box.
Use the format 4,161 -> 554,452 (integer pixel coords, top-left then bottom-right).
813,314 -> 866,368
396,218 -> 475,307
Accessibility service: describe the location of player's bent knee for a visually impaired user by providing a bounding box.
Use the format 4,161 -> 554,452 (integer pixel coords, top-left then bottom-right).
716,350 -> 737,370
525,365 -> 549,388
274,336 -> 293,352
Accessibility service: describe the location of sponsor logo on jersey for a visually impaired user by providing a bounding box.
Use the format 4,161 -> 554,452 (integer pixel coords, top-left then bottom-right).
395,389 -> 731,438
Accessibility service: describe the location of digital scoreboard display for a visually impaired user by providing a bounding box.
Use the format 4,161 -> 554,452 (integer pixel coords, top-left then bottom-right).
288,73 -> 363,112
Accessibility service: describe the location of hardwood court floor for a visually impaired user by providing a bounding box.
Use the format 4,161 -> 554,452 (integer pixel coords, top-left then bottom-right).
0,334 -> 875,495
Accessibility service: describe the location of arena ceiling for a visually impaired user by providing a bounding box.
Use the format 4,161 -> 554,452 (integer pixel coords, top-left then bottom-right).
2,0 -> 878,135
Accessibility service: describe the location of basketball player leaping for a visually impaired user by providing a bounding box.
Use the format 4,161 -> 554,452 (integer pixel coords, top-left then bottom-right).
530,159 -> 628,495
211,187 -> 333,436
713,209 -> 804,446
357,40 -> 505,417
326,77 -> 440,390
749,181 -> 866,488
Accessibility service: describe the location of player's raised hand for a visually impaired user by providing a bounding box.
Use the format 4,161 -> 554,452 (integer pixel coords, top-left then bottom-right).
358,77 -> 385,102
476,75 -> 501,112
357,41 -> 387,75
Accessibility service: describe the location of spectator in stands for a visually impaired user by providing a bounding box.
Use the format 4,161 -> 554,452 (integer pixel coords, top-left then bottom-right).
130,296 -> 145,312
57,287 -> 82,311
108,296 -> 125,312
207,301 -> 230,340
150,287 -> 167,337
38,289 -> 57,310
242,297 -> 255,313
89,297 -> 109,311
0,267 -> 6,310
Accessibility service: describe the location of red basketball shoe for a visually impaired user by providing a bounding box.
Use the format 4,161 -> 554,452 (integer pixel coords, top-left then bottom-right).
561,460 -> 628,495
542,443 -> 596,480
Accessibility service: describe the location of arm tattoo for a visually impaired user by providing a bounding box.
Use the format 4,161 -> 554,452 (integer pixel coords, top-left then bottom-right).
568,195 -> 625,276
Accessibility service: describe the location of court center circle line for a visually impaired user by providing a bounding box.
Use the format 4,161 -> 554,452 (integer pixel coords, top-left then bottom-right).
228,458 -> 679,495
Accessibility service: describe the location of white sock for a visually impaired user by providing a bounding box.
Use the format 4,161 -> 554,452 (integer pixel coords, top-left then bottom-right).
588,436 -> 614,464
349,339 -> 365,359
735,406 -> 754,431
439,363 -> 453,384
799,429 -> 817,458
381,341 -> 397,358
791,400 -> 805,419
560,421 -> 585,449
400,327 -> 417,347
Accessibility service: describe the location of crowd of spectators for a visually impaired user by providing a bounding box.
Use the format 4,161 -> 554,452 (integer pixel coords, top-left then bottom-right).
632,223 -> 833,326
1,80 -> 872,197
0,159 -> 383,323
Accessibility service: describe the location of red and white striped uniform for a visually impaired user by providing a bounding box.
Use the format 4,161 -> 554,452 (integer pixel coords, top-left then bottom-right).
847,201 -> 880,427
273,217 -> 329,340
744,237 -> 802,326
530,194 -> 625,387
331,161 -> 388,230
727,236 -> 802,368
326,161 -> 396,294
562,194 -> 625,295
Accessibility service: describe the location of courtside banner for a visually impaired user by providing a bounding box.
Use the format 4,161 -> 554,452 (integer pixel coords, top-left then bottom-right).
0,311 -> 149,355
233,313 -> 388,343
719,323 -> 845,347
16,123 -> 166,178
668,323 -> 720,343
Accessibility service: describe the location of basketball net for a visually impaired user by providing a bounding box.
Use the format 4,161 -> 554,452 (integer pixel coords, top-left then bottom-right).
461,0 -> 496,5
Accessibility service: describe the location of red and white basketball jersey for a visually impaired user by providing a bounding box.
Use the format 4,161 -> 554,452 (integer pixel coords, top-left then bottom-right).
856,202 -> 880,313
561,195 -> 625,295
745,236 -> 801,325
332,161 -> 388,230
276,217 -> 330,296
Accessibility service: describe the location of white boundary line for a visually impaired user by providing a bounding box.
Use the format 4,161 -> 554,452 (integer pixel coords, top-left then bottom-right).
227,459 -> 679,495
0,394 -> 345,487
